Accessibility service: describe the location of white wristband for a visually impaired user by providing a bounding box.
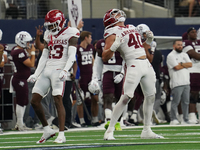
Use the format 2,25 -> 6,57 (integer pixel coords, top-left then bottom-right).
31,51 -> 35,55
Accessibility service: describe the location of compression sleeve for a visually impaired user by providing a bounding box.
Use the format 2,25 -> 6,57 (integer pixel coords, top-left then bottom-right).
63,46 -> 77,72
92,53 -> 103,80
34,48 -> 49,77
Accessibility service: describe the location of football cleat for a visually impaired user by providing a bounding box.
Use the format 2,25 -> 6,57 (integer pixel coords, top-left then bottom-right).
12,123 -> 32,131
53,136 -> 66,143
104,121 -> 122,131
104,121 -> 110,130
115,122 -> 122,131
36,129 -> 56,144
170,119 -> 180,125
152,110 -> 160,124
104,131 -> 115,140
141,129 -> 164,139
123,120 -> 135,126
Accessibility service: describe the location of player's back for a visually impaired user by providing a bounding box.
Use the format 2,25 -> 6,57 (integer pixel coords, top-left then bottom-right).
104,25 -> 146,66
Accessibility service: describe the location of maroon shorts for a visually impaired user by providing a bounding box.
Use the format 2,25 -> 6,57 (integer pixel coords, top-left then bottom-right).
12,77 -> 28,106
190,73 -> 200,91
103,71 -> 123,100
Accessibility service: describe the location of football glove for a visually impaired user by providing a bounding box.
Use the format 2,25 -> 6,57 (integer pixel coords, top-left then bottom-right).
59,70 -> 70,82
114,73 -> 124,84
145,30 -> 154,45
110,35 -> 124,52
88,79 -> 100,94
27,74 -> 38,83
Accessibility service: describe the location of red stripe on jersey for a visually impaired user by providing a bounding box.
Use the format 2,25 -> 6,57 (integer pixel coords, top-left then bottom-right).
104,33 -> 109,37
76,32 -> 80,36
55,27 -> 69,38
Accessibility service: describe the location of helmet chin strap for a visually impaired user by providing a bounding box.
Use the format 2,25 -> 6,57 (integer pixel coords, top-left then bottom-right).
118,17 -> 126,22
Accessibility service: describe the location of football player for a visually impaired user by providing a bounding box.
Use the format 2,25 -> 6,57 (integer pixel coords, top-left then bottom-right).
182,27 -> 200,124
76,31 -> 100,127
102,9 -> 164,140
10,31 -> 35,131
27,9 -> 80,143
89,38 -> 135,129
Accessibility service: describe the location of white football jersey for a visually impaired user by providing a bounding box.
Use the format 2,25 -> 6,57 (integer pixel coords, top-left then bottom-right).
44,27 -> 80,69
104,25 -> 146,66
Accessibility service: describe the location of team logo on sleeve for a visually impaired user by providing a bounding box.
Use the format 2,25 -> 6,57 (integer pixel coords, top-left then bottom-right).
18,52 -> 25,58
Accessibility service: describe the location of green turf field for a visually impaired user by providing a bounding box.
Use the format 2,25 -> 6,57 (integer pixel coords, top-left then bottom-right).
0,125 -> 200,150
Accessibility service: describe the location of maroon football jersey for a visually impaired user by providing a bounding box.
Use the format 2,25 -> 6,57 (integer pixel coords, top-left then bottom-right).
96,39 -> 123,66
76,44 -> 94,79
10,47 -> 31,79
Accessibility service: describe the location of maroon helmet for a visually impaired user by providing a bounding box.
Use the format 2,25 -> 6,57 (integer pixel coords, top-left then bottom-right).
103,9 -> 126,29
44,9 -> 66,35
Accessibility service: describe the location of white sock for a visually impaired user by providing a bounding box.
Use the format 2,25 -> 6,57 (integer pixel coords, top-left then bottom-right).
79,118 -> 85,124
58,131 -> 64,137
43,125 -> 51,132
105,108 -> 112,121
122,104 -> 128,119
112,102 -> 116,110
16,104 -> 25,126
92,116 -> 98,123
189,112 -> 197,121
47,116 -> 55,125
143,96 -> 154,131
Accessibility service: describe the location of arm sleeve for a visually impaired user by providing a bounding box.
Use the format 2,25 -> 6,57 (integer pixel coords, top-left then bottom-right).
92,53 -> 103,80
34,48 -> 49,77
120,60 -> 125,75
63,46 -> 77,72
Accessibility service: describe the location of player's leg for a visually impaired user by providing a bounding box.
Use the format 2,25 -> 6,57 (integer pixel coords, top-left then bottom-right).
129,86 -> 144,125
31,73 -> 55,144
140,61 -> 163,139
189,73 -> 199,123
91,94 -> 100,126
104,67 -> 139,140
77,83 -> 88,127
51,70 -> 67,143
12,78 -> 31,131
103,71 -> 120,129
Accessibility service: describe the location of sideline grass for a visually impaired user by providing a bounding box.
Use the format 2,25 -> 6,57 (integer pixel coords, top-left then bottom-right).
0,125 -> 200,150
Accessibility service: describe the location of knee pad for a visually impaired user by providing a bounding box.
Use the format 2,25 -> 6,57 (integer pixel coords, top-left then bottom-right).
145,94 -> 155,104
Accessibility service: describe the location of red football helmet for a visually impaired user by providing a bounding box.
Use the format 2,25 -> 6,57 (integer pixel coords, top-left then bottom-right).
44,9 -> 66,35
103,9 -> 126,29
